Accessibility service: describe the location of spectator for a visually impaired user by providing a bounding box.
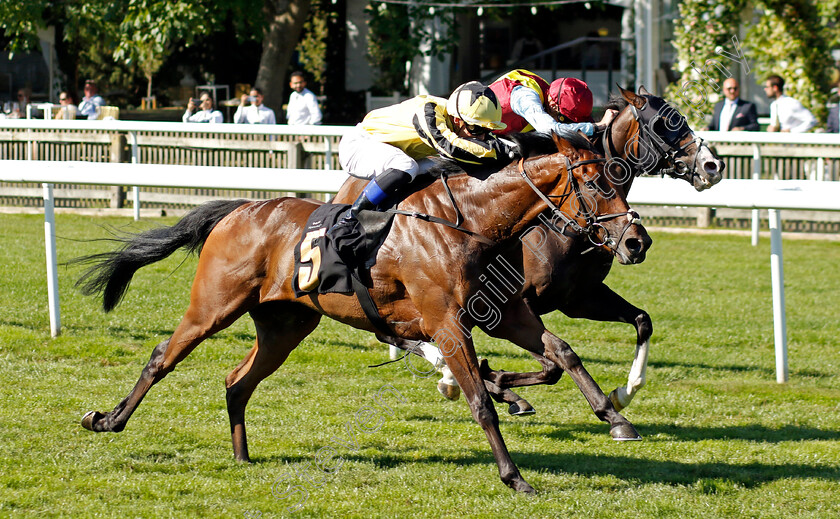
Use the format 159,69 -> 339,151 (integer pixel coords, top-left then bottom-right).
6,88 -> 28,118
233,87 -> 276,124
763,75 -> 816,133
56,91 -> 78,120
828,74 -> 840,133
286,71 -> 322,125
828,104 -> 839,133
78,80 -> 106,120
182,93 -> 223,123
708,78 -> 759,131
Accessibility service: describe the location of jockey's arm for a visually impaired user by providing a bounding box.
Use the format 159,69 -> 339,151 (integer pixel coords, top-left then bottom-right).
510,85 -> 595,136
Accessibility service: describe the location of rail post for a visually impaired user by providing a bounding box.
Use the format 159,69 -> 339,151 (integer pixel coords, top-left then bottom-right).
43,183 -> 61,337
751,144 -> 761,246
769,208 -> 788,383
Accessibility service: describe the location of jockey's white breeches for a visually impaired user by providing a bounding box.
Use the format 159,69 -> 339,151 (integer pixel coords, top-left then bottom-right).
339,124 -> 421,180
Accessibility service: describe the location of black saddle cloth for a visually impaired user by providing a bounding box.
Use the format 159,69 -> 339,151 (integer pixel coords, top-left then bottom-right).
292,203 -> 395,297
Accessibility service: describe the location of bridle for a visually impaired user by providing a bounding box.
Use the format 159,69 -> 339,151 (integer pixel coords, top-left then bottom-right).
603,95 -> 712,184
517,156 -> 640,255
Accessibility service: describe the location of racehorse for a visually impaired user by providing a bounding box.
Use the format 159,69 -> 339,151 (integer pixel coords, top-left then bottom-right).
76,134 -> 649,493
332,86 -> 725,412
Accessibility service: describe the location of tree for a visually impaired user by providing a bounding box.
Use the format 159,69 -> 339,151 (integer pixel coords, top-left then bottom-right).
253,0 -> 312,112
1,0 -> 312,113
666,0 -> 836,126
365,2 -> 458,95
113,1 -> 209,102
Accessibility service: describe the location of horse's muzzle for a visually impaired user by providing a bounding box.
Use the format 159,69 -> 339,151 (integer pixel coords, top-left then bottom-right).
616,223 -> 652,265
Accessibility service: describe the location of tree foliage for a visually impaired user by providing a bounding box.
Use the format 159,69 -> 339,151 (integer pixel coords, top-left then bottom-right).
1,0 -> 305,111
365,2 -> 458,95
113,1 -> 211,99
666,0 -> 838,127
296,1 -> 332,86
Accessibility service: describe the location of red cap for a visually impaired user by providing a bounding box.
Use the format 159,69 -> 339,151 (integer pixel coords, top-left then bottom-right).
548,78 -> 593,123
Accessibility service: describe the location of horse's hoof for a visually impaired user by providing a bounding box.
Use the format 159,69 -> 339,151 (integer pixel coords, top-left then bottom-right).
508,399 -> 536,417
81,410 -> 105,431
437,381 -> 461,401
608,388 -> 626,411
508,478 -> 536,494
610,423 -> 642,441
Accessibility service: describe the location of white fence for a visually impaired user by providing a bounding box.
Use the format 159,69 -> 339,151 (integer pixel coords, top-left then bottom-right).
2,121 -> 840,383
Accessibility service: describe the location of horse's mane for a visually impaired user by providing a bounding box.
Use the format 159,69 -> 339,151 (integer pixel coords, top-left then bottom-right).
425,131 -> 593,180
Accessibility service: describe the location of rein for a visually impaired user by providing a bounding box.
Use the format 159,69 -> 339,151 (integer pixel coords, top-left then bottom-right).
517,157 -> 640,254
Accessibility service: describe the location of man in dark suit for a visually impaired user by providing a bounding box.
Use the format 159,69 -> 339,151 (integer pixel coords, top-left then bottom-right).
828,105 -> 839,133
708,78 -> 760,131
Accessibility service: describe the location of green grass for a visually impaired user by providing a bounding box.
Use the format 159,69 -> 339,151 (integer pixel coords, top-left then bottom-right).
1,213 -> 839,518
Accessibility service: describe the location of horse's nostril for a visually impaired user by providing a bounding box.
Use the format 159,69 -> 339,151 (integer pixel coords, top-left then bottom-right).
704,161 -> 718,174
626,238 -> 642,253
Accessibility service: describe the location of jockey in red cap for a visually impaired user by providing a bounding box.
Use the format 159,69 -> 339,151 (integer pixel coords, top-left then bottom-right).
489,69 -> 617,137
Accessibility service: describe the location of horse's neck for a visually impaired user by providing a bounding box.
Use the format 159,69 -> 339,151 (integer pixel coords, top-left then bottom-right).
445,155 -> 567,241
607,111 -> 641,171
604,111 -> 642,195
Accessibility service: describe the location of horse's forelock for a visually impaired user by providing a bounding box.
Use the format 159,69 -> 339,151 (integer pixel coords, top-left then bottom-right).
605,93 -> 629,112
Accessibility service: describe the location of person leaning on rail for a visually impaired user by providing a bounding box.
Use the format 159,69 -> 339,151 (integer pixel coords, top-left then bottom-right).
333,81 -> 518,234
488,69 -> 617,138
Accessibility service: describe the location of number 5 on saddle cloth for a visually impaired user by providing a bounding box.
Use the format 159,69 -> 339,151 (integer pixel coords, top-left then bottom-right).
293,203 -> 396,297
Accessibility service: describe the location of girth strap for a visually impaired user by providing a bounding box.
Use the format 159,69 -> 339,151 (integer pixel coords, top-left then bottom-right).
351,269 -> 393,337
386,209 -> 497,246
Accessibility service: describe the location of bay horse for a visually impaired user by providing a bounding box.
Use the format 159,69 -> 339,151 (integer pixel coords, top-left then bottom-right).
332,86 -> 725,412
76,134 -> 649,493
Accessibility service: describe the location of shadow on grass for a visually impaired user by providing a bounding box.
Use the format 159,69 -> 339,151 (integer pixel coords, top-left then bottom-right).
536,422 -> 840,443
256,446 -> 839,489
576,353 -> 777,378
514,451 -> 840,487
249,417 -> 840,489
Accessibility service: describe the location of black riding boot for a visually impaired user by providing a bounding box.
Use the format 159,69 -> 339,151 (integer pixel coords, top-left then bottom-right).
330,168 -> 412,264
343,168 -> 412,220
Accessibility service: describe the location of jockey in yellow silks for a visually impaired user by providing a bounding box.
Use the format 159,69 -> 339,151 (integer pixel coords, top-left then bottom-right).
336,81 -> 516,226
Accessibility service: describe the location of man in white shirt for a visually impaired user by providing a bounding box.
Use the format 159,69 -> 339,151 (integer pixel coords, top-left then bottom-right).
182,93 -> 224,123
286,71 -> 322,125
233,87 -> 276,124
764,75 -> 816,133
78,80 -> 106,120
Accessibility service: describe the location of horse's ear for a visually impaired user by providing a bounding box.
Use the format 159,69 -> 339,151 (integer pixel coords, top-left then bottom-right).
638,85 -> 653,96
551,132 -> 575,156
619,85 -> 646,109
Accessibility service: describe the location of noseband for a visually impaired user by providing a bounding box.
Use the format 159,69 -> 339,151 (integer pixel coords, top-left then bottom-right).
517,157 -> 640,254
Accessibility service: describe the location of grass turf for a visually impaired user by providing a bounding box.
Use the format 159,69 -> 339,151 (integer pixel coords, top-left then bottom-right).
0,213 -> 838,518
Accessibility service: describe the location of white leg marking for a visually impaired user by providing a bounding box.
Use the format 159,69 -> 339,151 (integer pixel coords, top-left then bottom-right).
614,338 -> 649,409
389,345 -> 401,360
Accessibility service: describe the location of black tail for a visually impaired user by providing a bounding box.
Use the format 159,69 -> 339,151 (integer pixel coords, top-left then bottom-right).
72,199 -> 250,312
